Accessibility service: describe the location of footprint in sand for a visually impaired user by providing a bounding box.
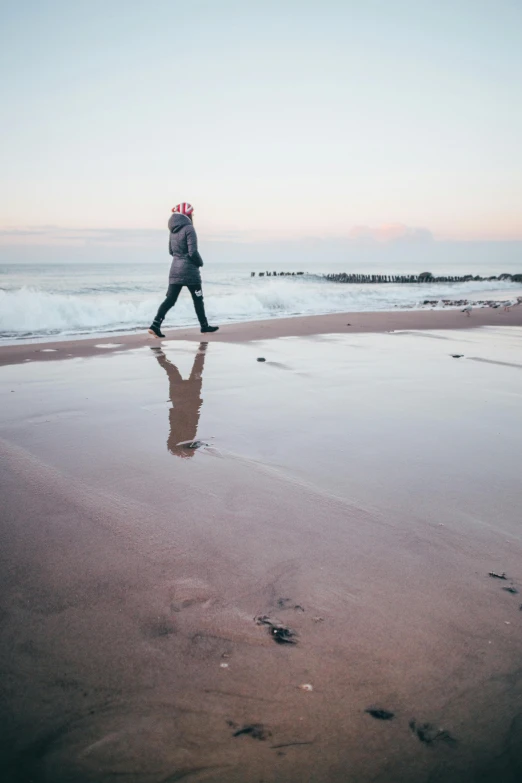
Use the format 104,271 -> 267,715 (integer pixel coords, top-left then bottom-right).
167,577 -> 215,613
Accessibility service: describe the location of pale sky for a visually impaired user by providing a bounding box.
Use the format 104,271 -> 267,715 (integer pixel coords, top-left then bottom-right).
1,0 -> 521,251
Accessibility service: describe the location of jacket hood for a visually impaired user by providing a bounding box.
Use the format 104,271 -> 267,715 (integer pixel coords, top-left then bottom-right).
168,212 -> 191,233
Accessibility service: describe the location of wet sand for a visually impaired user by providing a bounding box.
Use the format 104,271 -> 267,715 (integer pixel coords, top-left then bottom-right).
1,321 -> 522,781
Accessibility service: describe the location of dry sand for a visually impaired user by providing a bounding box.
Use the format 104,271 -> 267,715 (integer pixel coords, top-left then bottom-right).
1,316 -> 522,782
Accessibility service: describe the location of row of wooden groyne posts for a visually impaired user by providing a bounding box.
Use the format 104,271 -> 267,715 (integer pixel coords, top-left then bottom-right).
251,271 -> 305,277
250,272 -> 522,283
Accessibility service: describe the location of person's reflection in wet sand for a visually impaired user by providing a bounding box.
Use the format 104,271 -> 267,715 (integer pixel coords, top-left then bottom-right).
151,343 -> 207,458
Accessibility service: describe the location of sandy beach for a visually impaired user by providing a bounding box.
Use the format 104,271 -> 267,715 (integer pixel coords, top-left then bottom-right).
1,312 -> 522,782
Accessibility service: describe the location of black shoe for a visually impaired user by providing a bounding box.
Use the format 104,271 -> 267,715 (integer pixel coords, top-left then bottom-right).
148,324 -> 165,338
201,325 -> 219,333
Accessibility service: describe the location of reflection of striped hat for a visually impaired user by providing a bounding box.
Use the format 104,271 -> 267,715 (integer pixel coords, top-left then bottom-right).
172,202 -> 194,216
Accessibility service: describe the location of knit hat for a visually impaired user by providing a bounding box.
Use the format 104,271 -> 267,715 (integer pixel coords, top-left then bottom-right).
172,202 -> 194,216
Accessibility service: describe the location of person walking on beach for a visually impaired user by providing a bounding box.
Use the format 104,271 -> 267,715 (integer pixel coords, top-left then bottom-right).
148,203 -> 219,338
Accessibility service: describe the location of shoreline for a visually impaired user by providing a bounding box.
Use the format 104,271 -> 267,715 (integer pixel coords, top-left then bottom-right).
1,306 -> 522,366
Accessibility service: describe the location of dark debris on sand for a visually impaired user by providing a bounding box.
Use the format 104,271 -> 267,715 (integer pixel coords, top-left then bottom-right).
503,586 -> 519,594
409,719 -> 457,747
488,571 -> 507,580
277,597 -> 305,612
255,615 -> 298,645
365,708 -> 395,721
177,440 -> 208,450
231,723 -> 271,741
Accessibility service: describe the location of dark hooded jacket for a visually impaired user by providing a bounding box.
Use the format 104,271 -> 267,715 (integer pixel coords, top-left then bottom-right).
167,213 -> 203,285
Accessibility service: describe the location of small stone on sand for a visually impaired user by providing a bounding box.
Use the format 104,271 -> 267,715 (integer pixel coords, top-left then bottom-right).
365,708 -> 395,721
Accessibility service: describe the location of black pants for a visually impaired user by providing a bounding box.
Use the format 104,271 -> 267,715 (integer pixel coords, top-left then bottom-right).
153,284 -> 208,328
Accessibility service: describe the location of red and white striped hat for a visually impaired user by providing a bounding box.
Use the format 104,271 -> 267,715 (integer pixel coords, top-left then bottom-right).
172,202 -> 194,216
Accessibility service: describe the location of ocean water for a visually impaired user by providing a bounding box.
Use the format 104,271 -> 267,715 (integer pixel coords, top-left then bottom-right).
0,261 -> 520,344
